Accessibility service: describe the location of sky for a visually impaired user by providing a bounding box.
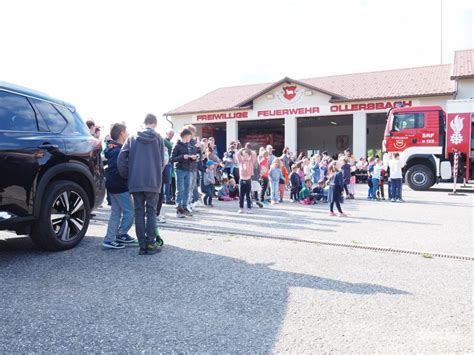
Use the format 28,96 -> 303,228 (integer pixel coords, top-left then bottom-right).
0,0 -> 472,135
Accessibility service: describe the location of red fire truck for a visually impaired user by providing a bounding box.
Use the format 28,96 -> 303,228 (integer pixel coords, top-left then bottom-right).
382,105 -> 473,190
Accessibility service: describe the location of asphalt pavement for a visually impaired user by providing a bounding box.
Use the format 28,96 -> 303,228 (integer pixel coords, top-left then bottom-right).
0,184 -> 472,353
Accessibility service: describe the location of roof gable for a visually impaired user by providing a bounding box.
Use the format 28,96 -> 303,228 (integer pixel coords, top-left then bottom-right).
233,77 -> 345,108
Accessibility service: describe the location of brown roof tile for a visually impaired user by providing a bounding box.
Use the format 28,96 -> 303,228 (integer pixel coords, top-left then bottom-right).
451,49 -> 474,79
166,64 -> 455,115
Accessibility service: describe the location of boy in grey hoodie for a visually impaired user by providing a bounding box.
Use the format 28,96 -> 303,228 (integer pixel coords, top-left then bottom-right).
117,114 -> 165,255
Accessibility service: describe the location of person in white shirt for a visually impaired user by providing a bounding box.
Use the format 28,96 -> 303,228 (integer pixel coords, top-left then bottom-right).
388,152 -> 404,202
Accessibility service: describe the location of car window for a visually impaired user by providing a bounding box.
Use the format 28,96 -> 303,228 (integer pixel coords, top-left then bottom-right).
54,105 -> 90,136
32,99 -> 67,133
0,91 -> 38,131
393,113 -> 424,131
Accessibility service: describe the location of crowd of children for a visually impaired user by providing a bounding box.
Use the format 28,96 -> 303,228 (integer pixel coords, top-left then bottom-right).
100,117 -> 406,254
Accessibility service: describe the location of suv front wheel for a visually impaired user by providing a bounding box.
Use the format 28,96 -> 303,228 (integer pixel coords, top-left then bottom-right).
31,180 -> 91,251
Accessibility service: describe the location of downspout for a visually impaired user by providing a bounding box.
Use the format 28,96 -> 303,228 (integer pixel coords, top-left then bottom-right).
165,114 -> 174,129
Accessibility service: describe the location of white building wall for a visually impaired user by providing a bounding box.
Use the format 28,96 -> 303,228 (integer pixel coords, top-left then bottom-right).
456,78 -> 474,100
417,95 -> 452,110
284,116 -> 297,153
353,112 -> 367,159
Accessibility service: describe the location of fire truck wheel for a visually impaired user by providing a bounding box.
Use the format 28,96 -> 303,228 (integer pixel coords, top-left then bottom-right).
406,164 -> 435,191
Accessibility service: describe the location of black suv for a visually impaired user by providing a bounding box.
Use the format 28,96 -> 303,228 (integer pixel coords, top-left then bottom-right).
0,82 -> 105,250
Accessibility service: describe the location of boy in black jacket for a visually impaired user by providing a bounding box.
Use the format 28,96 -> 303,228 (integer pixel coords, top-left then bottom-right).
103,123 -> 137,249
289,165 -> 300,202
170,128 -> 196,218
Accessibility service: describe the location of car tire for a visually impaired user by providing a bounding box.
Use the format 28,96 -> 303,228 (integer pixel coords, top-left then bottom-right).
406,164 -> 435,191
31,180 -> 91,251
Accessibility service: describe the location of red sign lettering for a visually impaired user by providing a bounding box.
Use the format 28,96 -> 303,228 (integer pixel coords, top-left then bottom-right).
257,106 -> 319,117
196,111 -> 248,121
330,100 -> 412,112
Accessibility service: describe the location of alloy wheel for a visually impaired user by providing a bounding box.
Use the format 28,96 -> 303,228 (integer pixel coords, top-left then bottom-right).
50,191 -> 86,241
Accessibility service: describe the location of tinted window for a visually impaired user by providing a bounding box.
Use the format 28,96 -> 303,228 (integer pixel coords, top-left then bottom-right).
393,113 -> 424,131
0,91 -> 37,131
55,105 -> 90,136
32,99 -> 67,133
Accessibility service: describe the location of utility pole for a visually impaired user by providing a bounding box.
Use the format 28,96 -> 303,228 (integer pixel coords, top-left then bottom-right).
440,0 -> 443,64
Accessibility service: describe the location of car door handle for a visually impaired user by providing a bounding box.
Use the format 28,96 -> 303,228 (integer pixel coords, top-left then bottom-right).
38,144 -> 59,150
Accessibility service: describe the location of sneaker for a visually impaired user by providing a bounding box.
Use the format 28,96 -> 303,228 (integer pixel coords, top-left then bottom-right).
186,205 -> 193,213
279,198 -> 283,203
397,198 -> 405,202
237,209 -> 243,214
208,203 -> 214,207
246,209 -> 253,214
256,201 -> 263,208
338,212 -> 349,217
138,244 -> 162,256
154,237 -> 164,249
183,208 -> 193,217
391,198 -> 396,202
329,212 -> 337,216
103,240 -> 125,249
176,207 -> 186,218
116,234 -> 137,244
157,215 -> 166,224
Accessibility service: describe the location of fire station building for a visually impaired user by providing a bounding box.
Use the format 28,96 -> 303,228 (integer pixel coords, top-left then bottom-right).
165,49 -> 474,159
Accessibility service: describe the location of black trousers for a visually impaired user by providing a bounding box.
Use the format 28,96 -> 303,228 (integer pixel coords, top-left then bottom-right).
239,179 -> 252,209
260,177 -> 269,201
290,186 -> 299,200
156,190 -> 164,216
330,200 -> 343,213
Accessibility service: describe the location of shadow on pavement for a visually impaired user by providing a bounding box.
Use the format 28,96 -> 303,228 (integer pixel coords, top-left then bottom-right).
0,236 -> 410,353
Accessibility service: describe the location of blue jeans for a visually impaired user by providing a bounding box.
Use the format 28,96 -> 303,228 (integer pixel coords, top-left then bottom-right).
371,178 -> 380,199
203,184 -> 214,205
163,164 -> 173,202
390,178 -> 402,199
131,192 -> 158,248
270,179 -> 279,202
104,192 -> 134,243
176,169 -> 191,208
188,170 -> 200,204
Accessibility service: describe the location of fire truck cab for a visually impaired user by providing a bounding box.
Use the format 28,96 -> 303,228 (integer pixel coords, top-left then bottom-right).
383,105 -> 473,190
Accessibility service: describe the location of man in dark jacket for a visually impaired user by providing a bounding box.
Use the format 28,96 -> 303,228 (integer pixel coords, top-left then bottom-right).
102,123 -> 137,249
117,114 -> 165,255
170,128 -> 195,218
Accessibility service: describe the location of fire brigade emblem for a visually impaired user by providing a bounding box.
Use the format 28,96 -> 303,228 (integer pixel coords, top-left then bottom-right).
394,140 -> 406,149
276,85 -> 303,103
449,114 -> 464,145
283,86 -> 297,100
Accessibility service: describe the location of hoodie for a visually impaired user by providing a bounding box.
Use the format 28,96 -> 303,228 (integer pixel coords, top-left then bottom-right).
104,140 -> 128,194
117,128 -> 165,193
235,149 -> 257,180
